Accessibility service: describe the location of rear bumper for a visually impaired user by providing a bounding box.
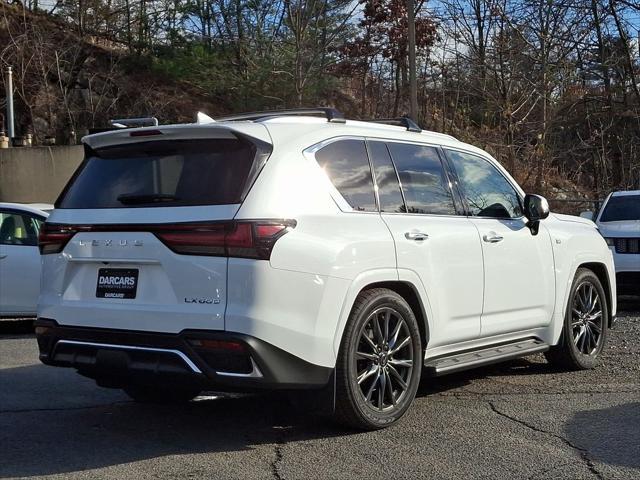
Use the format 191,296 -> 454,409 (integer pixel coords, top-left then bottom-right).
35,319 -> 332,391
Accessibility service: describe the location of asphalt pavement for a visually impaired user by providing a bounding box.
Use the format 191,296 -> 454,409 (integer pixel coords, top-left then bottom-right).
1,298 -> 639,480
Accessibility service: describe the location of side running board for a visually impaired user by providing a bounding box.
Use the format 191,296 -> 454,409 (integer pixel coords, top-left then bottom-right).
424,338 -> 549,376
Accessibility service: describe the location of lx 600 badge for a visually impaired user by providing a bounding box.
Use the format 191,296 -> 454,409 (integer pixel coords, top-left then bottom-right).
184,297 -> 220,304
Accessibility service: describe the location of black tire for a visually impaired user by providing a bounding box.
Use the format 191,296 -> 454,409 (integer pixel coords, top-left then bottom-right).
123,384 -> 201,404
545,268 -> 609,370
334,288 -> 422,430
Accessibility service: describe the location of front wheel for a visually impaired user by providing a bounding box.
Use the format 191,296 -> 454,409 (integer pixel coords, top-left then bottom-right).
545,268 -> 609,370
334,288 -> 422,430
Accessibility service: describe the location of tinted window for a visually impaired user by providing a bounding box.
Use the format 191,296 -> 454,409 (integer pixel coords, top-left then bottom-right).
368,141 -> 406,213
446,150 -> 522,218
600,195 -> 640,222
59,139 -> 257,209
0,212 -> 43,246
315,140 -> 376,212
386,143 -> 456,215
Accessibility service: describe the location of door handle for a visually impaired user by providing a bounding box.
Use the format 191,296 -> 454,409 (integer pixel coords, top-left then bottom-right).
405,231 -> 429,241
482,232 -> 504,243
0,254 -> 6,259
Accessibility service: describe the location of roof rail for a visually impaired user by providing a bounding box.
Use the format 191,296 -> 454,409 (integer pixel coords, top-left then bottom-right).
361,117 -> 422,133
110,117 -> 159,128
216,108 -> 346,124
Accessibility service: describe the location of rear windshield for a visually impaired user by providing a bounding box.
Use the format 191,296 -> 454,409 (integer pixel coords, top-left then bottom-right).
58,139 -> 257,209
600,195 -> 640,222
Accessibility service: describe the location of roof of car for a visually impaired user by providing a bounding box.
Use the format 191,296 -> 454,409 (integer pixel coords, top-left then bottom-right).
80,114 -> 503,180
83,114 -> 463,149
259,116 -> 460,141
0,202 -> 53,216
610,190 -> 640,197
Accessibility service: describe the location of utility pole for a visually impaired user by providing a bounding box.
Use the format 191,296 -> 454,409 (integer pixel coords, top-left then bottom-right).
5,67 -> 15,142
407,0 -> 418,120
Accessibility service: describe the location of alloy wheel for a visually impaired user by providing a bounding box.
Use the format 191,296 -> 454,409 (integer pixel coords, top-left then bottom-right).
353,307 -> 415,411
571,281 -> 604,355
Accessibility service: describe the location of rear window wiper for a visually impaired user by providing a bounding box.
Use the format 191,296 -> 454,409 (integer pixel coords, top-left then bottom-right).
117,193 -> 180,205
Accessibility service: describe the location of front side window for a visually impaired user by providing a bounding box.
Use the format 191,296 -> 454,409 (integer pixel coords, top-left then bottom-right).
315,139 -> 377,212
0,212 -> 43,246
446,150 -> 523,219
600,195 -> 640,222
386,143 -> 456,215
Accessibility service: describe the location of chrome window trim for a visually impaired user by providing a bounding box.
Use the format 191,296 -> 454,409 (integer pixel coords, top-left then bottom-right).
304,134 -> 526,220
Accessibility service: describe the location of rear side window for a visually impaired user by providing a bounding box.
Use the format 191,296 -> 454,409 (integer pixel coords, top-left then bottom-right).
367,141 -> 406,213
387,143 -> 456,215
315,139 -> 376,212
58,139 -> 257,208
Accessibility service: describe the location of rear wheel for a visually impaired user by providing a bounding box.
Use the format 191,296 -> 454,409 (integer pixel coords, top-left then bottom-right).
334,288 -> 422,430
123,384 -> 201,404
545,268 -> 608,370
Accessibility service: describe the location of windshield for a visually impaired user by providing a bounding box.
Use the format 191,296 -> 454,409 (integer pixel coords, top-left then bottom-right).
58,139 -> 257,209
599,195 -> 640,222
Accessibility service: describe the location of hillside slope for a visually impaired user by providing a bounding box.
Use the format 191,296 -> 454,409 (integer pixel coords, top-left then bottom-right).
0,4 -> 230,144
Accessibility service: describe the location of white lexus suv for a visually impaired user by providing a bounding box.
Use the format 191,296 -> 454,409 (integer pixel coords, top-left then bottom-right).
36,109 -> 616,429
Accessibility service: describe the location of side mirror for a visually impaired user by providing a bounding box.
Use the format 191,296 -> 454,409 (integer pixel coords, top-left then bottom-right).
524,194 -> 550,221
580,211 -> 594,220
524,194 -> 550,235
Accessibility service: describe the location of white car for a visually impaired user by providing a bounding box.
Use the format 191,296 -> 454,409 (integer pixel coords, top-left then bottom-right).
588,190 -> 639,296
0,203 -> 52,316
35,109 -> 616,429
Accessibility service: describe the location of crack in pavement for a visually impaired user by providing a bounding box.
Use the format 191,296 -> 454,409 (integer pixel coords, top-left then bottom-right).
488,401 -> 604,480
432,388 -> 639,398
270,426 -> 289,480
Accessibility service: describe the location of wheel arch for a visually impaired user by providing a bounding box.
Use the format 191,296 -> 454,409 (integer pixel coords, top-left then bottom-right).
361,281 -> 429,352
578,262 -> 615,328
332,273 -> 431,358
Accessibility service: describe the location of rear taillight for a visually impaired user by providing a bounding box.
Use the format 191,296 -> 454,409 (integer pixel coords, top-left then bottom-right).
38,220 -> 295,260
155,220 -> 294,259
38,224 -> 76,254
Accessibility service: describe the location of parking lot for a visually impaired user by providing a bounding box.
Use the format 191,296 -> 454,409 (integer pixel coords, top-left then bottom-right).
1,298 -> 638,480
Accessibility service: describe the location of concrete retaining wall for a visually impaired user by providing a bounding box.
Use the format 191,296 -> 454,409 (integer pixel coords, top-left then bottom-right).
0,146 -> 84,203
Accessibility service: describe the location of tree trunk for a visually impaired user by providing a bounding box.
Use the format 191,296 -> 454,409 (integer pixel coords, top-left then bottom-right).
407,0 -> 418,120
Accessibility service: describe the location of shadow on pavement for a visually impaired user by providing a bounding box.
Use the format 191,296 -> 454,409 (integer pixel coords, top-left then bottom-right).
618,295 -> 640,315
0,363 -> 355,478
565,402 -> 640,469
1,296 -> 638,477
0,318 -> 34,335
417,356 -> 558,396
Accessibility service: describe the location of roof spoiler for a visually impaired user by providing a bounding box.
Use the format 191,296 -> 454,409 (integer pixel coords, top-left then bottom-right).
110,117 -> 159,128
